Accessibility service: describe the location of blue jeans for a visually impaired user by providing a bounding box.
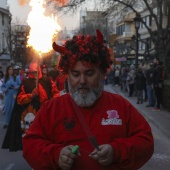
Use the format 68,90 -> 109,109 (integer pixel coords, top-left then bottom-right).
146,84 -> 156,106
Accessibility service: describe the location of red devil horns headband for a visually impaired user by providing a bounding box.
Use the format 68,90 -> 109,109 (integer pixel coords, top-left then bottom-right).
52,42 -> 67,54
96,29 -> 103,44
52,29 -> 104,53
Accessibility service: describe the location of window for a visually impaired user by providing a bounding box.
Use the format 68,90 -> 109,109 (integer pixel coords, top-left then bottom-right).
116,24 -> 125,36
2,33 -> 5,49
146,16 -> 151,26
140,15 -> 151,28
2,14 -> 4,25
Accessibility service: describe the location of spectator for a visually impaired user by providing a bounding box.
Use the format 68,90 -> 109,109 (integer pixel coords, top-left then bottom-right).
16,68 -> 25,85
120,67 -> 128,92
0,66 -> 4,79
1,66 -> 20,128
114,67 -> 120,86
152,58 -> 164,111
13,65 -> 20,76
126,64 -> 136,97
135,67 -> 146,104
0,72 -> 4,110
141,65 -> 148,102
107,67 -> 115,85
145,63 -> 156,107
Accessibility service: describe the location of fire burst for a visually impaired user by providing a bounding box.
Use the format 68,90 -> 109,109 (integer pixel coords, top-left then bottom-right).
27,0 -> 61,53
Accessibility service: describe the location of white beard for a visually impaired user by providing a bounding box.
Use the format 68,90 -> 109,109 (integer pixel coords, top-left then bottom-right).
68,80 -> 103,107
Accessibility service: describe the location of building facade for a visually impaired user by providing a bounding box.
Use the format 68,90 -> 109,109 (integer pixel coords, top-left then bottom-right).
80,0 -> 170,110
0,0 -> 11,72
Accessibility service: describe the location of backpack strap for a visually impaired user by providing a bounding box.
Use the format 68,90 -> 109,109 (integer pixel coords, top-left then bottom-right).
71,99 -> 100,151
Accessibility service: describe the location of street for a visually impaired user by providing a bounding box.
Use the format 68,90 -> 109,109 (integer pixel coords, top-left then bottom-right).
0,85 -> 169,170
141,122 -> 170,170
104,85 -> 170,170
0,111 -> 31,170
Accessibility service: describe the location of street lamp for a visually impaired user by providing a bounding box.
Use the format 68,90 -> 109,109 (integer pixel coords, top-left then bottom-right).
134,15 -> 140,69
125,43 -> 131,67
113,45 -> 117,54
113,45 -> 117,68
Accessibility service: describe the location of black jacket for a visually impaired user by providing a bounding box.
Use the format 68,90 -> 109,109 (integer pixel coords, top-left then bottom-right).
153,65 -> 163,86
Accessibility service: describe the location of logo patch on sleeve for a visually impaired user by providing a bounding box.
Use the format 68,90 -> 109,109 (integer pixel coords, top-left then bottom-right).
101,110 -> 122,125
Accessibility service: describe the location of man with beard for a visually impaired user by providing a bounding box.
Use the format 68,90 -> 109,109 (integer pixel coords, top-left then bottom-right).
22,30 -> 154,170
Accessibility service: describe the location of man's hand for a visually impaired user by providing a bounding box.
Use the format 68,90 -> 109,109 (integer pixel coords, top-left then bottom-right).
59,146 -> 78,170
31,88 -> 39,98
89,144 -> 114,166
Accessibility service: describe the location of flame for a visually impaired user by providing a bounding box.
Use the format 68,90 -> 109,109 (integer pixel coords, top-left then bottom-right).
18,0 -> 31,6
27,0 -> 61,53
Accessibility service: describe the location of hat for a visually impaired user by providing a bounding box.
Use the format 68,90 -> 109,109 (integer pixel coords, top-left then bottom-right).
29,62 -> 38,72
28,62 -> 42,79
130,64 -> 135,70
14,65 -> 20,70
29,62 -> 42,79
52,29 -> 111,74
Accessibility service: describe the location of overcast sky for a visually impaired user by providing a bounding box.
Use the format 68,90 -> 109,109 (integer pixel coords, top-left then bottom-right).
7,0 -> 80,30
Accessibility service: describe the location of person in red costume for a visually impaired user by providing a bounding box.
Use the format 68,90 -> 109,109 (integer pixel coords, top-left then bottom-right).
41,64 -> 48,78
56,70 -> 68,95
2,61 -> 60,151
17,62 -> 59,106
22,30 -> 154,170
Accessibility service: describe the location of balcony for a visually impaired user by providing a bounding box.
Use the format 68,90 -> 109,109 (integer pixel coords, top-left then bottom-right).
117,32 -> 135,41
123,32 -> 134,37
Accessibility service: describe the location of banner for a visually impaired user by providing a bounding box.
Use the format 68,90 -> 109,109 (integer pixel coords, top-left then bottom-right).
115,57 -> 126,61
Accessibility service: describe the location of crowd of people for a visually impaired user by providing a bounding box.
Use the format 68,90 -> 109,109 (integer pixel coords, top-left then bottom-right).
0,62 -> 69,151
106,57 -> 164,111
0,30 -> 154,169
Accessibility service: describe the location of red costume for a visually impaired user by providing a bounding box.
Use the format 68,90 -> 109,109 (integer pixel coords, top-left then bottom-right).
2,62 -> 60,151
55,74 -> 68,91
23,91 -> 153,170
17,78 -> 59,105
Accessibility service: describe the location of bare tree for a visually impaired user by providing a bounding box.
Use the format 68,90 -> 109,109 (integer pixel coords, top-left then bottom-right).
46,1 -> 168,54
43,0 -> 170,77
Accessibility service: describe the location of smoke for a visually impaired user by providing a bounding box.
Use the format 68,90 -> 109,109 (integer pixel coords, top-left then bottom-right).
48,0 -> 68,6
18,0 -> 68,6
18,0 -> 31,6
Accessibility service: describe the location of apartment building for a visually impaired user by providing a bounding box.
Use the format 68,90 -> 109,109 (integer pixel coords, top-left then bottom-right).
0,0 -> 11,72
79,10 -> 108,40
114,12 -> 136,66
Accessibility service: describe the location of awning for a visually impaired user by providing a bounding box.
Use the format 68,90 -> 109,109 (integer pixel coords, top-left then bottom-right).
0,54 -> 11,60
115,57 -> 126,61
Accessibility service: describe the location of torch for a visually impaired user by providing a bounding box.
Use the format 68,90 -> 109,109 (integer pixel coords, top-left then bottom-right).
35,53 -> 41,88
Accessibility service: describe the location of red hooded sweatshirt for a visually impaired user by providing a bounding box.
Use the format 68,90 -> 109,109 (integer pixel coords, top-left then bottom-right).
22,91 -> 154,170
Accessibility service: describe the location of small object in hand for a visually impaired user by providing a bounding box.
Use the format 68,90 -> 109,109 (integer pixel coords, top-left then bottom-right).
71,145 -> 79,155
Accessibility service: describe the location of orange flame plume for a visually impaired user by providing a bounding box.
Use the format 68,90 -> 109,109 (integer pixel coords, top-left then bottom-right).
27,0 -> 61,53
